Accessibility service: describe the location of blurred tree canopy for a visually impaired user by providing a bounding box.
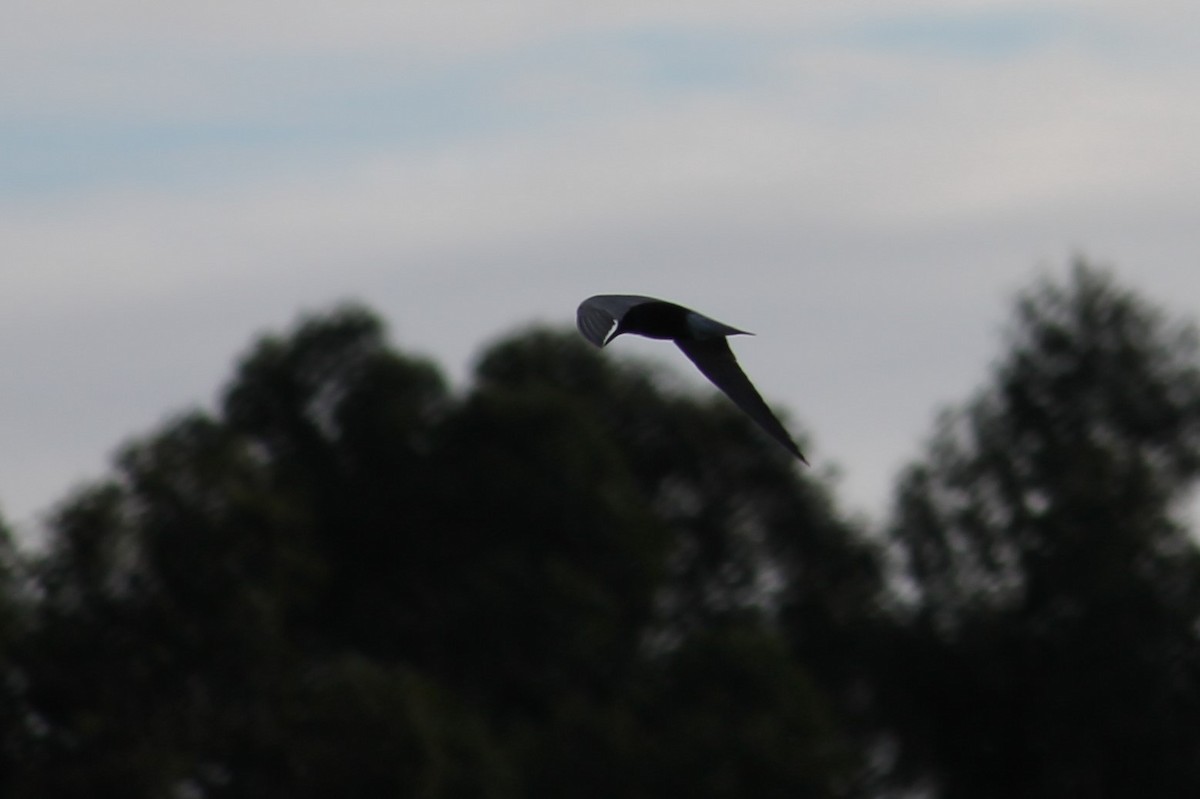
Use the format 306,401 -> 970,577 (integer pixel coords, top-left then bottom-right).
0,261 -> 1198,797
885,263 -> 1200,796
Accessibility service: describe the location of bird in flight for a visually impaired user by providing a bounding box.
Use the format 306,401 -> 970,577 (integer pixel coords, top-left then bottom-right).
576,294 -> 807,464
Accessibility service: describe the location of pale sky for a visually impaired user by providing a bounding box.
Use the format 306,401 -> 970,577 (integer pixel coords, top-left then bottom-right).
4,1 -> 1200,539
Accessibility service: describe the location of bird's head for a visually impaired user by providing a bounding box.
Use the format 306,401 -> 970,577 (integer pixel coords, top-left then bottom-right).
685,312 -> 752,340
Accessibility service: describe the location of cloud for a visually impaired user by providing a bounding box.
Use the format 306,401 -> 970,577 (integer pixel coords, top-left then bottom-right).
3,1 -> 1200,530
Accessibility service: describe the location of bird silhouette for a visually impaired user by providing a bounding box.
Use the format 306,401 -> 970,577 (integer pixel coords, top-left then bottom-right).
576,294 -> 807,463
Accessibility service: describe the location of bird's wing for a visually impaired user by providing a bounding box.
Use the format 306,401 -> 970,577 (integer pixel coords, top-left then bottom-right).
675,338 -> 807,463
576,295 -> 662,347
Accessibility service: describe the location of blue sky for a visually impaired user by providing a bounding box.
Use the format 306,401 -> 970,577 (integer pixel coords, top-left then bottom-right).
4,1 -> 1200,539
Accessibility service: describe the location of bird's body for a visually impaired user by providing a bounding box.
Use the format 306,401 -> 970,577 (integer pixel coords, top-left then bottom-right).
576,295 -> 807,463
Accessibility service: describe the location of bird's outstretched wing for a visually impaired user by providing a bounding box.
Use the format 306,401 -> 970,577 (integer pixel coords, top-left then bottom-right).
675,338 -> 808,463
576,295 -> 662,347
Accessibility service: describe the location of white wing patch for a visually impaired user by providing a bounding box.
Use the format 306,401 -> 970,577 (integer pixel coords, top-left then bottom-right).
602,317 -> 620,346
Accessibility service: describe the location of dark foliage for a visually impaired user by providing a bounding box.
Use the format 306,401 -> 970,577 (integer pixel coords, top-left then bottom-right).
885,263 -> 1200,797
2,306 -> 877,797
1,262 -> 1198,797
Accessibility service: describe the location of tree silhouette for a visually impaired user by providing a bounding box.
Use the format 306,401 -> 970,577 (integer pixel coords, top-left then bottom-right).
7,306 -> 872,797
886,262 -> 1200,796
7,263 -> 1199,798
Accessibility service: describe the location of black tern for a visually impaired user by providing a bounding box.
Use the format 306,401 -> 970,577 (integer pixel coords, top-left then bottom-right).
576,294 -> 807,463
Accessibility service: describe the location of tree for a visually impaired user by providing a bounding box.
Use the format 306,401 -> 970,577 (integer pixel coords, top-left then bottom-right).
12,309 -> 507,798
885,262 -> 1200,797
12,306 -> 875,796
0,513 -> 30,792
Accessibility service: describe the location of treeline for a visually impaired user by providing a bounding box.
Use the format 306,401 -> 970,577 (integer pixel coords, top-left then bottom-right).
0,262 -> 1198,797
